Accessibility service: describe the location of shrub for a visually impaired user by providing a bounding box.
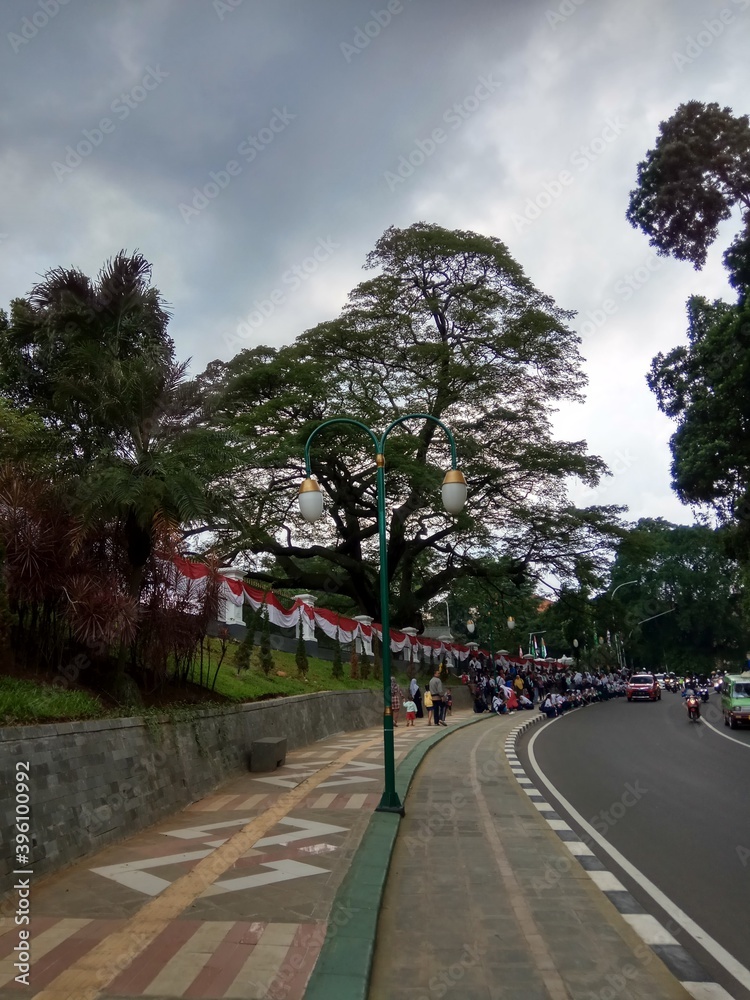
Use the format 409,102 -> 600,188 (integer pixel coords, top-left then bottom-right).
295,632 -> 309,678
332,633 -> 344,680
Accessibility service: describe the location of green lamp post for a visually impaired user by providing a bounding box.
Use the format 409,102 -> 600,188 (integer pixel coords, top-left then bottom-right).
298,414 -> 467,815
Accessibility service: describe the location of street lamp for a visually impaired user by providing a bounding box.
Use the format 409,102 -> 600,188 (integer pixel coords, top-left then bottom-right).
627,607 -> 676,639
299,413 -> 467,815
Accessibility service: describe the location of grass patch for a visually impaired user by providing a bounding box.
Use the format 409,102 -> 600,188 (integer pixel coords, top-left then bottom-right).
0,639 -> 422,727
196,648 -> 367,699
0,676 -> 105,724
193,641 -> 416,702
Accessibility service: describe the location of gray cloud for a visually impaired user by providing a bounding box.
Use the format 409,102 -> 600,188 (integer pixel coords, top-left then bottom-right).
1,0 -> 749,525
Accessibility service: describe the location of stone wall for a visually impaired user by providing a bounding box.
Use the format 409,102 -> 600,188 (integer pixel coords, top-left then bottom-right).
0,689 -> 382,897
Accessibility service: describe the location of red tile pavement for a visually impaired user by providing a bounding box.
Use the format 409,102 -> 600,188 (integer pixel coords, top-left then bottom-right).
264,923 -> 324,1000
108,919 -> 200,995
180,921 -> 262,999
4,920 -> 113,992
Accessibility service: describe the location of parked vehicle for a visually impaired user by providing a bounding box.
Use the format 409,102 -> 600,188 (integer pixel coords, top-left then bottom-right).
721,672 -> 750,729
626,674 -> 661,702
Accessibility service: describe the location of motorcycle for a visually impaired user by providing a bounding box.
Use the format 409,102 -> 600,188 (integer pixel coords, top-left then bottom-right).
699,685 -> 710,703
686,695 -> 701,722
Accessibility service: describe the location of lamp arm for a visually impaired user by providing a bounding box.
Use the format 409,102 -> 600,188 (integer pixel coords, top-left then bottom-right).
304,418 -> 380,474
381,413 -> 459,468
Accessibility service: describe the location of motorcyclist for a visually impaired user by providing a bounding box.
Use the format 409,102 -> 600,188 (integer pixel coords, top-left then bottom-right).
684,687 -> 700,719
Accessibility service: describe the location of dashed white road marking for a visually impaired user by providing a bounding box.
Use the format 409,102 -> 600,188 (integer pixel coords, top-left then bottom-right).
622,913 -> 679,946
526,720 -> 750,995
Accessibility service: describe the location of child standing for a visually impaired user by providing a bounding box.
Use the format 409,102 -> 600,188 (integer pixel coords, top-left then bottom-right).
423,687 -> 434,725
403,697 -> 417,726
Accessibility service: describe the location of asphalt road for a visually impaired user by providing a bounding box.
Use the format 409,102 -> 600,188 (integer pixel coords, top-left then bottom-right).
518,692 -> 750,1000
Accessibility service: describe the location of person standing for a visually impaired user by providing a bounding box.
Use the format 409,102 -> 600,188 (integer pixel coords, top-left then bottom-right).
410,676 -> 423,718
429,668 -> 446,726
424,686 -> 434,724
391,676 -> 403,727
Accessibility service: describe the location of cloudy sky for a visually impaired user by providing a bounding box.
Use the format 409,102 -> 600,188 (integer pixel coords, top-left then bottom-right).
2,0 -> 749,526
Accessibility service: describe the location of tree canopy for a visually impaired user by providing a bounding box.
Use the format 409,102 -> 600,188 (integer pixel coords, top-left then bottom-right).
626,101 -> 750,273
605,518 -> 745,673
0,253 -> 233,689
203,223 -> 622,623
630,101 -> 750,553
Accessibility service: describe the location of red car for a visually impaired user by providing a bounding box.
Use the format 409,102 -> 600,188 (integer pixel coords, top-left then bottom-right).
626,673 -> 661,701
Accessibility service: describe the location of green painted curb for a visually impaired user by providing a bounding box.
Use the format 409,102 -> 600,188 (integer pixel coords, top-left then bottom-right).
303,713 -> 493,1000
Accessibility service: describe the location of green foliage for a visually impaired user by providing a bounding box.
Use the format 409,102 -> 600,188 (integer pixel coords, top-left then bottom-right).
0,253 -> 236,685
608,518 -> 745,672
0,543 -> 16,652
203,222 -> 619,623
627,101 -> 750,271
0,676 -> 103,724
360,650 -> 371,680
259,606 -> 274,676
295,631 -> 309,678
649,294 -> 750,529
331,632 -> 344,680
372,636 -> 381,680
234,623 -> 254,674
631,102 -> 750,545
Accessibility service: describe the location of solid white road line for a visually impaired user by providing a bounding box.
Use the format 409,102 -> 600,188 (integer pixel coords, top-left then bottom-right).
526,720 -> 750,995
682,983 -> 737,999
699,715 -> 750,750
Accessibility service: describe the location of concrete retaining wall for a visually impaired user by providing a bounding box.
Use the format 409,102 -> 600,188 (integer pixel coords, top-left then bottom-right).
0,689 -> 382,897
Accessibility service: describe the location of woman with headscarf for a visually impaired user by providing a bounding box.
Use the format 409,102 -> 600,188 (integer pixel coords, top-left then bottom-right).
409,676 -> 423,718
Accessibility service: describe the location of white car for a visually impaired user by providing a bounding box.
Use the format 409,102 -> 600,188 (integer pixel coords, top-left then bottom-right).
653,673 -> 666,689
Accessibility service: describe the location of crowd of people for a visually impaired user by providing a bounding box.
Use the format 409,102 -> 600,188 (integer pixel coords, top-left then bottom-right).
388,655 -> 629,725
461,654 -> 629,718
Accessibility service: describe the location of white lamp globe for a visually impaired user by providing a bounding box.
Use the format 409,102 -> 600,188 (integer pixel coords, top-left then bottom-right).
442,469 -> 467,515
298,478 -> 324,522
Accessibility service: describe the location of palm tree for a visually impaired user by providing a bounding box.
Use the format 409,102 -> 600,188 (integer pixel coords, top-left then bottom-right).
0,253 -> 235,687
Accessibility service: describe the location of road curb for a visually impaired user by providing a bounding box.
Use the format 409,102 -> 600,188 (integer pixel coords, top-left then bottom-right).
508,710 -> 733,1000
303,711 -> 493,1000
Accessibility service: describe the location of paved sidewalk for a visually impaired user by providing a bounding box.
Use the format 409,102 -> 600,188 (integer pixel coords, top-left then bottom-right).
1,704 -> 704,1000
0,708 -> 471,1000
367,714 -> 693,1000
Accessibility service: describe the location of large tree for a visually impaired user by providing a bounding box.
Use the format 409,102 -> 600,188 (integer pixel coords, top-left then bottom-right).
630,102 -> 750,549
0,253 -> 233,685
626,100 -> 750,272
203,223 -> 621,623
606,519 -> 745,673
